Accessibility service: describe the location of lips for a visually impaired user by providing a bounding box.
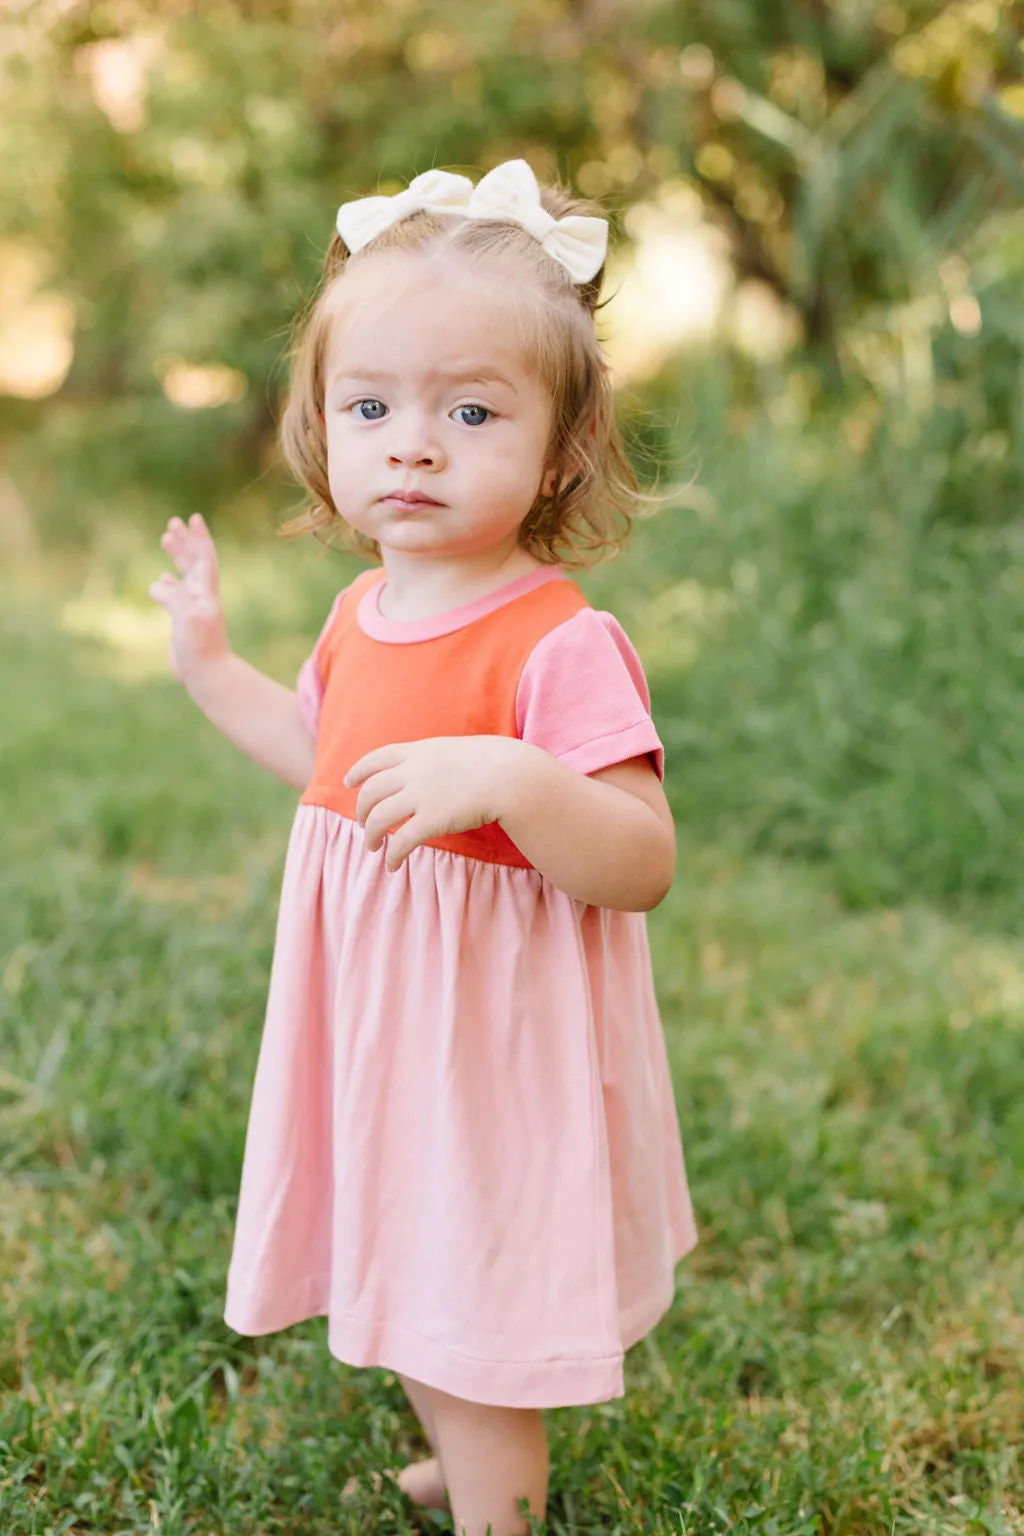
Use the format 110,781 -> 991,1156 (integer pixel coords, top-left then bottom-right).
380,492 -> 443,507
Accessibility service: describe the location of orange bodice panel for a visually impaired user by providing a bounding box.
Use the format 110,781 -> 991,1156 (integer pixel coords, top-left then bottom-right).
300,569 -> 591,869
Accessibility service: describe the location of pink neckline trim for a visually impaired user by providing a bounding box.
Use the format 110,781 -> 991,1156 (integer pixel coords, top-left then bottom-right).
357,565 -> 570,643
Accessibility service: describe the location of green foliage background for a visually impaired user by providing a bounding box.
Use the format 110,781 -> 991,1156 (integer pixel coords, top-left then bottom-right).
3,0 -> 1023,539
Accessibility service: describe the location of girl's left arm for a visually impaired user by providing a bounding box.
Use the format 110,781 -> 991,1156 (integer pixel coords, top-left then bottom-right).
497,743 -> 676,912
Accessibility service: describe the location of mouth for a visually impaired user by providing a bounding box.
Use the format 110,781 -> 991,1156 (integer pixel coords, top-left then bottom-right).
379,492 -> 444,508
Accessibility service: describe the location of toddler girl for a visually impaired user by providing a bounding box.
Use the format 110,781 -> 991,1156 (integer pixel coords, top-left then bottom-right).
149,158 -> 697,1536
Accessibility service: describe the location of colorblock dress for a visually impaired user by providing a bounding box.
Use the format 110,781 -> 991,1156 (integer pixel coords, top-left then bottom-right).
223,563 -> 697,1408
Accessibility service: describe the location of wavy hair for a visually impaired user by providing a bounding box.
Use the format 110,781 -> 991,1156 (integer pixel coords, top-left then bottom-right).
277,171 -> 655,570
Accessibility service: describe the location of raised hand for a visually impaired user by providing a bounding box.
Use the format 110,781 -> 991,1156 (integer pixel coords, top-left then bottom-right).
149,513 -> 230,684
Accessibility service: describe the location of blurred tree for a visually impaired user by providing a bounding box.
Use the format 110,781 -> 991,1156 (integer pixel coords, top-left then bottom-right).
0,0 -> 1021,533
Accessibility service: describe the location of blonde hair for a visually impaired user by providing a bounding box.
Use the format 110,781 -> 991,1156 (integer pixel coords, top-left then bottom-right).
277,172 -> 653,570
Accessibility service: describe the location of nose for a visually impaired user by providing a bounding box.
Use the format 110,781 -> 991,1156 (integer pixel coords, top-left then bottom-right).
386,409 -> 446,472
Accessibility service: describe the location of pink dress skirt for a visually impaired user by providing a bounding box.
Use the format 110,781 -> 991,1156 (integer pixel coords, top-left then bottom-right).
223,803 -> 697,1408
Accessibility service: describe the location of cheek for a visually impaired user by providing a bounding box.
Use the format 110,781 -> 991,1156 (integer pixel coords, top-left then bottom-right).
326,417 -> 350,457
475,427 -> 547,482
326,422 -> 368,487
469,448 -> 537,505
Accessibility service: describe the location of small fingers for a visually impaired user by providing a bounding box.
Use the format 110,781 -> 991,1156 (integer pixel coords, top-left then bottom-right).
381,817 -> 422,871
191,517 -> 221,591
160,514 -> 216,577
354,768 -> 405,828
188,513 -> 216,556
148,572 -> 181,608
160,518 -> 197,574
363,798 -> 413,851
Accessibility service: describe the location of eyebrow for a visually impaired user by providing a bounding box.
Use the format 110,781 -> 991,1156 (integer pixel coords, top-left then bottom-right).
330,366 -> 518,392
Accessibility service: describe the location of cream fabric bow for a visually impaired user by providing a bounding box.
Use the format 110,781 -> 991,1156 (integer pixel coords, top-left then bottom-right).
336,168 -> 474,252
467,159 -> 608,283
334,159 -> 608,284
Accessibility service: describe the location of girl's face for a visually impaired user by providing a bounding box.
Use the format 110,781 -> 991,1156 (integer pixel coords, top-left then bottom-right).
322,253 -> 558,562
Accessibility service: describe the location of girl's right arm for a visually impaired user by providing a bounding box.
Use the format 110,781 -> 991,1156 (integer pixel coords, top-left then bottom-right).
149,514 -> 316,791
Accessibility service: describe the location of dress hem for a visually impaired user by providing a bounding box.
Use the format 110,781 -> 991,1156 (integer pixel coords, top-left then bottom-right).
223,1229 -> 698,1409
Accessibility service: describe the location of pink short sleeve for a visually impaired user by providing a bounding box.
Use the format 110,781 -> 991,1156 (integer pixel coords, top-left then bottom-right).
514,609 -> 665,782
296,588 -> 349,739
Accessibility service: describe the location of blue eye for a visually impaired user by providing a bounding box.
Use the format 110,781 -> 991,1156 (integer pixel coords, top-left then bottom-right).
453,405 -> 490,427
353,399 -> 387,420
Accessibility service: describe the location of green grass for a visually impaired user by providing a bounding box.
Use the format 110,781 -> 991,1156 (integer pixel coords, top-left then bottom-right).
1,533 -> 1022,1535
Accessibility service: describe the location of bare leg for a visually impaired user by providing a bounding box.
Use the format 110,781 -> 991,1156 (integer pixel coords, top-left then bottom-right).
395,1373 -> 449,1509
398,1372 -> 444,1463
424,1383 -> 549,1536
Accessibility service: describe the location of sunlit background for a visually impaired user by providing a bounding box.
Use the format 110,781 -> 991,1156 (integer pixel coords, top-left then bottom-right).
2,4 -> 1024,1532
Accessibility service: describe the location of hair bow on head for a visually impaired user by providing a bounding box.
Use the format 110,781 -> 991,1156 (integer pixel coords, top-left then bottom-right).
467,159 -> 608,284
334,158 -> 609,285
336,168 -> 474,252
